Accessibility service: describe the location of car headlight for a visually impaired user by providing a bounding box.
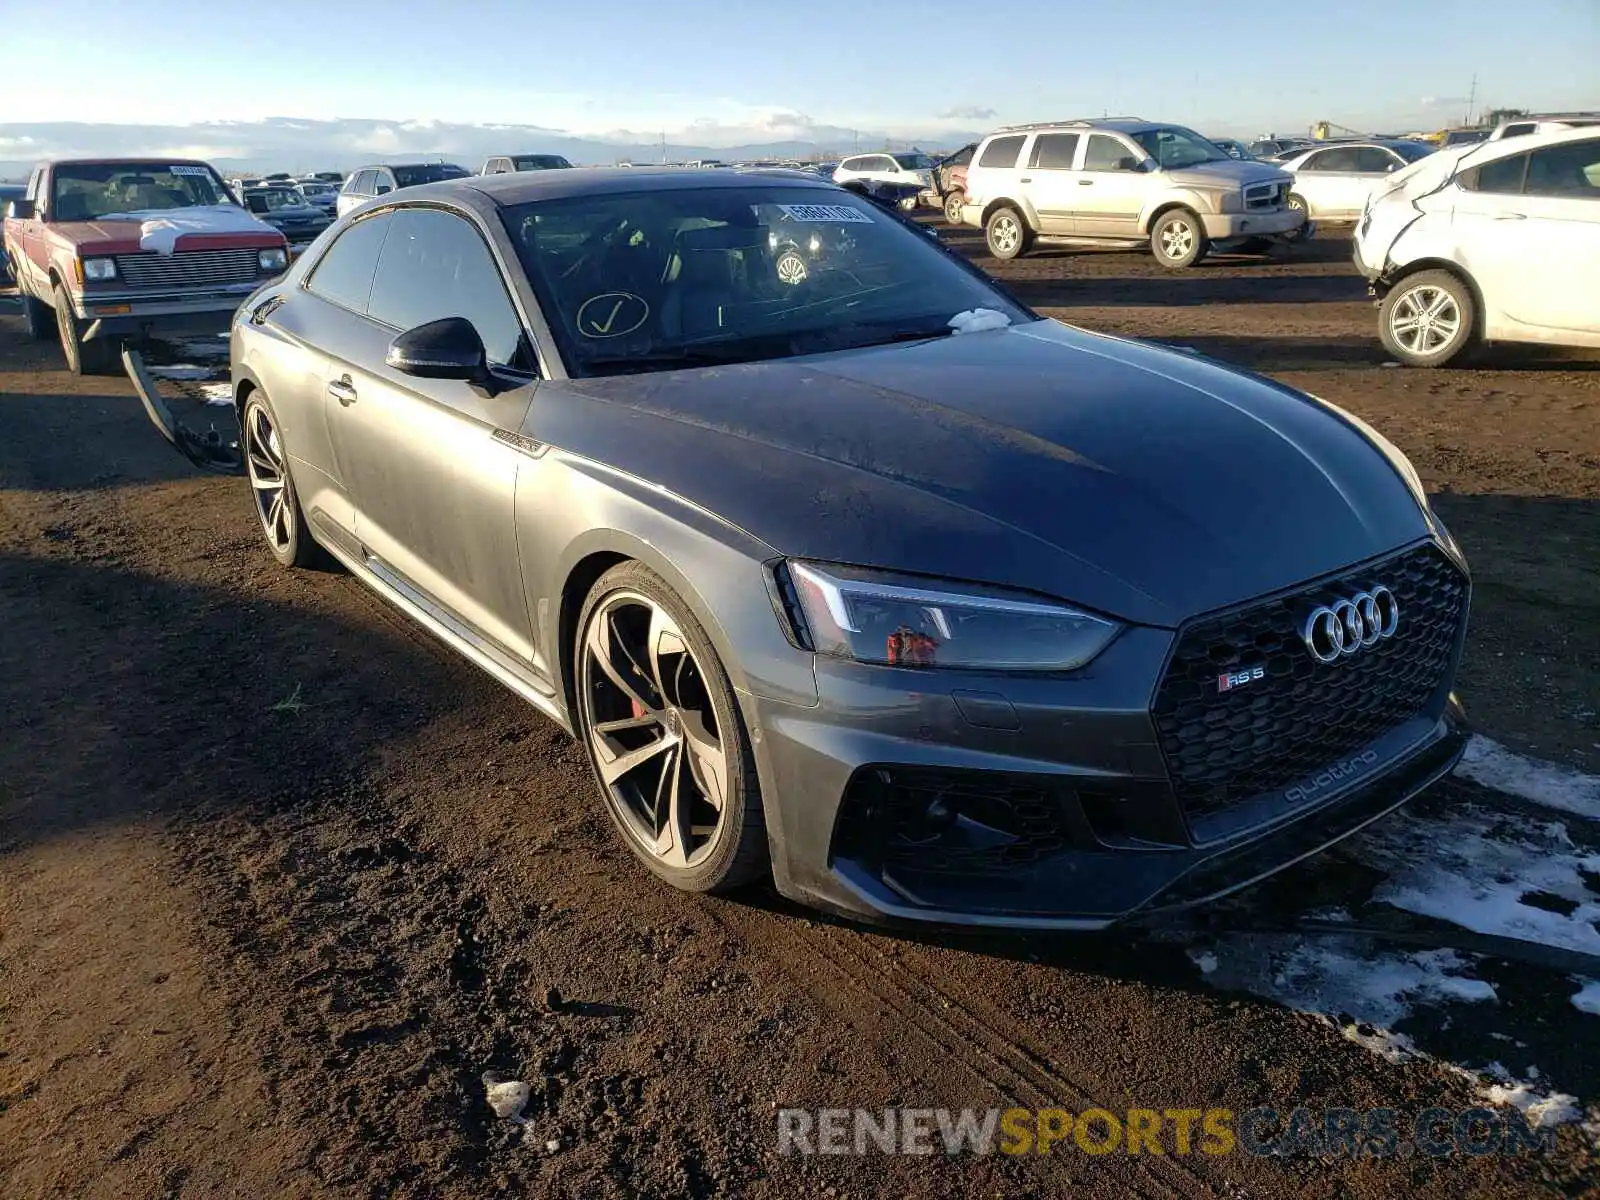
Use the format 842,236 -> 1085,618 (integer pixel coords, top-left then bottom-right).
784,561 -> 1121,671
81,257 -> 117,282
1217,191 -> 1243,213
258,247 -> 288,272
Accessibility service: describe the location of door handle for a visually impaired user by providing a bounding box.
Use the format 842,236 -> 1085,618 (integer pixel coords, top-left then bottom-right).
1019,177 -> 1032,183
1078,179 -> 1094,186
328,376 -> 358,406
1492,212 -> 1527,221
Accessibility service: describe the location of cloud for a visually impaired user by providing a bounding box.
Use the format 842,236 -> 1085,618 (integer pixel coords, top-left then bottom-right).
936,105 -> 997,121
1419,96 -> 1470,108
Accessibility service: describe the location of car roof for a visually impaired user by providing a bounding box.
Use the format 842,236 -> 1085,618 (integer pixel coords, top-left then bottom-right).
444,167 -> 839,206
988,117 -> 1159,135
353,162 -> 467,171
47,157 -> 217,168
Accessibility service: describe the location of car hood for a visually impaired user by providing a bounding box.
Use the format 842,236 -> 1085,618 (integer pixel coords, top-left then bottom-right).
539,321 -> 1433,628
1163,160 -> 1290,189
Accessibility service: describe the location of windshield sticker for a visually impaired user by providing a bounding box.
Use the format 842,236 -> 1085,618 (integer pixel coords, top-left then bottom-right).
777,203 -> 873,224
576,292 -> 650,338
169,165 -> 211,176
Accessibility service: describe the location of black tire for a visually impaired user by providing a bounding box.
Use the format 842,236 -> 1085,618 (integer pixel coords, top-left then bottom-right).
1281,194 -> 1311,243
52,283 -> 120,376
984,205 -> 1032,260
942,190 -> 966,226
1378,269 -> 1477,368
241,389 -> 328,568
574,560 -> 768,894
1150,208 -> 1209,269
19,282 -> 51,342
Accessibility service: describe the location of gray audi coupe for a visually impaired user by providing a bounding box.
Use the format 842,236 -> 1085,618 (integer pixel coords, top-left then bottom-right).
229,167 -> 1470,928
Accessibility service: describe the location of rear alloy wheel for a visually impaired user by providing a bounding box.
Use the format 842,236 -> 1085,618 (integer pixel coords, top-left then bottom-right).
1379,269 -> 1477,368
576,562 -> 767,893
243,391 -> 326,568
1151,208 -> 1209,269
985,206 -> 1032,260
53,283 -> 120,375
943,190 -> 967,226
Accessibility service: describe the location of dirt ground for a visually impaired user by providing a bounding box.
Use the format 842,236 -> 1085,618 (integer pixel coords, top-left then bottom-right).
2,225 -> 1599,1199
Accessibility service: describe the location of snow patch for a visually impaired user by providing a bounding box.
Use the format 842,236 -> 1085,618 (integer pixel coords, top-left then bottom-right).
147,363 -> 216,381
1481,1080 -> 1582,1129
200,383 -> 234,406
1190,950 -> 1218,975
97,205 -> 271,255
1456,735 -> 1600,820
1573,979 -> 1600,1016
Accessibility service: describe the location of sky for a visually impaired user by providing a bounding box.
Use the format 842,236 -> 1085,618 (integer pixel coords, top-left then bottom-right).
1,0 -> 1597,162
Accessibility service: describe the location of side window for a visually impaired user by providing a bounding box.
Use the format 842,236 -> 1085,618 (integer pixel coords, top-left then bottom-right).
374,171 -> 394,196
1029,133 -> 1081,169
838,157 -> 860,173
872,156 -> 898,173
1524,140 -> 1600,198
976,135 -> 1026,169
366,208 -> 524,367
1353,147 -> 1401,173
1082,135 -> 1135,171
25,169 -> 41,203
305,212 -> 393,313
1303,147 -> 1361,172
1502,123 -> 1535,138
348,170 -> 373,195
1464,153 -> 1529,194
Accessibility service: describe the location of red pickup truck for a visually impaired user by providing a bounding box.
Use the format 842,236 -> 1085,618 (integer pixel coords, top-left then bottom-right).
2,158 -> 290,375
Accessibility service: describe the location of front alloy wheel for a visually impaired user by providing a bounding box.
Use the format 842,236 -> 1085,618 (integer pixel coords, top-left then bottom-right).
1152,209 -> 1208,269
576,564 -> 767,891
1378,269 -> 1476,367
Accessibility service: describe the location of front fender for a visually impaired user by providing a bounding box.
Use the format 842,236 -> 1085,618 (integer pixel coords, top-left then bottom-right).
1140,189 -> 1217,232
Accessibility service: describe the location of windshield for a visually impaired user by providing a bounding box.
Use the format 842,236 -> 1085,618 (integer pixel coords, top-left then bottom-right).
513,155 -> 573,170
1391,141 -> 1436,163
1130,126 -> 1228,168
50,163 -> 234,219
503,186 -> 1032,377
892,153 -> 935,171
392,163 -> 470,188
245,188 -> 308,213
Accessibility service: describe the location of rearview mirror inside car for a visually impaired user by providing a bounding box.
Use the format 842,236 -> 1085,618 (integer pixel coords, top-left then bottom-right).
387,317 -> 490,384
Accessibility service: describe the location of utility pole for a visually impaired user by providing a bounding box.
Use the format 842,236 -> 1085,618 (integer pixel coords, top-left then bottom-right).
1464,74 -> 1477,127
660,131 -> 666,164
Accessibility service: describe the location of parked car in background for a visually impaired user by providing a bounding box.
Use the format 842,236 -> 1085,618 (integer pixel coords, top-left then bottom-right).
1248,137 -> 1314,159
3,158 -> 287,374
1209,138 -> 1254,160
301,171 -> 346,185
229,176 -> 266,196
0,183 -> 26,284
1277,140 -> 1435,231
833,152 -> 937,208
1488,112 -> 1600,141
228,166 -> 1470,927
835,175 -> 924,212
295,179 -> 340,215
927,142 -> 977,224
1354,128 -> 1600,366
960,119 -> 1304,268
1435,128 -> 1491,148
241,184 -> 333,255
337,162 -> 471,216
481,154 -> 575,174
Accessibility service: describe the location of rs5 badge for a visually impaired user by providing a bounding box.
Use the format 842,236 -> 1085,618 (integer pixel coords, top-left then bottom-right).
1217,665 -> 1266,693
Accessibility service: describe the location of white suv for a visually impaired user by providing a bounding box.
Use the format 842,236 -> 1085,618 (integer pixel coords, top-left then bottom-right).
1354,128 -> 1600,366
958,119 -> 1305,268
1488,113 -> 1600,141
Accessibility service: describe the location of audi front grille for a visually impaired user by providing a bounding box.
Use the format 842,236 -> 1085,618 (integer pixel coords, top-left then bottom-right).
1151,542 -> 1468,837
112,248 -> 262,288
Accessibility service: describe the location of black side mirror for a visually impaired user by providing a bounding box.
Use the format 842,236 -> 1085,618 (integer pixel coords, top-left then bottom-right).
387,317 -> 490,382
1116,157 -> 1145,173
375,183 -> 392,195
7,199 -> 36,220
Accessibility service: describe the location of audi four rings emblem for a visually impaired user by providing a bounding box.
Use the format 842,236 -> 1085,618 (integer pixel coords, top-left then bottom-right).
1302,587 -> 1400,663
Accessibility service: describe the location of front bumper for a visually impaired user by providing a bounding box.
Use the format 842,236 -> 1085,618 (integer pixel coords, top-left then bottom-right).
751,541 -> 1470,931
1201,208 -> 1307,239
71,282 -> 280,342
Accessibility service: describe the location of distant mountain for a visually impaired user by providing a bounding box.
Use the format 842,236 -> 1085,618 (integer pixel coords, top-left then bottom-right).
0,117 -> 989,179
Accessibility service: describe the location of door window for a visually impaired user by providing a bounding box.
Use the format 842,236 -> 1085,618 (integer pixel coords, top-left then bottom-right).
305,212 -> 393,314
1464,153 -> 1530,194
1082,135 -> 1136,172
1353,146 -> 1401,173
365,208 -> 525,367
1302,147 -> 1362,172
1029,133 -> 1081,169
1501,123 -> 1536,138
976,136 -> 1026,168
1524,140 -> 1600,198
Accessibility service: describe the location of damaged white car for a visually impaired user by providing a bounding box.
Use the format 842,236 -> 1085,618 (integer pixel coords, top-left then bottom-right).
1353,127 -> 1600,366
